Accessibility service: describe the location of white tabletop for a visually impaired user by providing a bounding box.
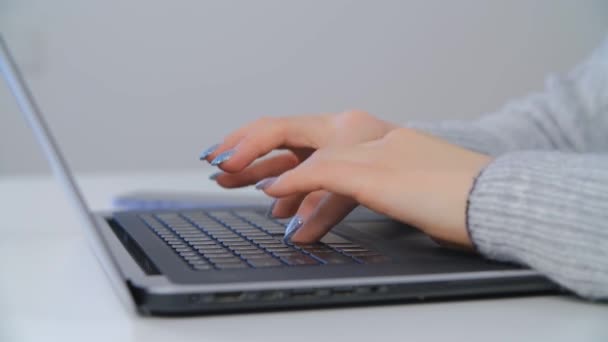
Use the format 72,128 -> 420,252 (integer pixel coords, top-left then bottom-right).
1,169 -> 607,342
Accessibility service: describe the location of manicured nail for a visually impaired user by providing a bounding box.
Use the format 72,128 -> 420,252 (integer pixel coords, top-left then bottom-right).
265,200 -> 277,218
210,149 -> 236,166
209,172 -> 222,180
255,177 -> 277,190
284,216 -> 303,242
199,143 -> 220,160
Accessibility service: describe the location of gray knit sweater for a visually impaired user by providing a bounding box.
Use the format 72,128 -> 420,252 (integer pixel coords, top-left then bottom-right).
409,36 -> 608,300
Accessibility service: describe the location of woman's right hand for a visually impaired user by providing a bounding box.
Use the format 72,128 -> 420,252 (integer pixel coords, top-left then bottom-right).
200,110 -> 397,231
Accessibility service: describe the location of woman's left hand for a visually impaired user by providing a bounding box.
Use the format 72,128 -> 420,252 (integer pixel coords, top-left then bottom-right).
258,127 -> 492,248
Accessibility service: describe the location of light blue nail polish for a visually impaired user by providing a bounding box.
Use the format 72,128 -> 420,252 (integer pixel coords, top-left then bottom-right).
211,149 -> 236,166
255,177 -> 277,190
284,216 -> 304,242
199,143 -> 220,160
209,172 -> 222,180
265,200 -> 277,218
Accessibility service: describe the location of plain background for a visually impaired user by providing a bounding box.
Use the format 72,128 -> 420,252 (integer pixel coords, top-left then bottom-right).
1,0 -> 607,175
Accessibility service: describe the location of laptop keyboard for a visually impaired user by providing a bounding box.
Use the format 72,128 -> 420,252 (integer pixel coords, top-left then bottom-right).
139,210 -> 390,271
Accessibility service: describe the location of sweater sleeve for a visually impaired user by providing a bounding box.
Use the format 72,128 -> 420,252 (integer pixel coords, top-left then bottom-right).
407,36 -> 608,299
408,36 -> 608,156
468,151 -> 608,299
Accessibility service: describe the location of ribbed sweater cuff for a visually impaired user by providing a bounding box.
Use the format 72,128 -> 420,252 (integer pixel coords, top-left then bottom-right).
466,151 -> 608,299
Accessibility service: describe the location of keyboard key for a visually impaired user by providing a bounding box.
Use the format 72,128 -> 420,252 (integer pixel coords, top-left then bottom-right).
194,245 -> 225,251
178,233 -> 207,239
352,254 -> 391,264
310,252 -> 355,264
189,240 -> 218,245
238,231 -> 263,237
339,249 -> 372,256
223,241 -> 254,248
319,233 -> 352,244
297,244 -> 335,253
184,255 -> 204,261
184,238 -> 214,244
229,244 -> 260,251
251,237 -> 276,243
216,262 -> 250,269
233,248 -> 266,255
208,256 -> 242,264
198,248 -> 231,255
325,243 -> 360,249
218,238 -> 248,244
257,240 -> 287,246
192,263 -> 213,271
279,254 -> 320,266
199,247 -> 231,254
156,213 -> 181,220
263,246 -> 293,254
247,258 -> 283,268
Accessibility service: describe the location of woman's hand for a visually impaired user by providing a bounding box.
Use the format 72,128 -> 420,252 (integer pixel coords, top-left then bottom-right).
200,110 -> 397,223
257,128 -> 492,248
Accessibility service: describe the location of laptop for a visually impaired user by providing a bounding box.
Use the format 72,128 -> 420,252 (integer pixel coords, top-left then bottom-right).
0,35 -> 560,316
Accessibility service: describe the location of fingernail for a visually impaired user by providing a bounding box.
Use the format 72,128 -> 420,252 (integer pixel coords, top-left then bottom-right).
265,200 -> 277,218
210,149 -> 236,166
283,216 -> 303,242
199,143 -> 220,160
255,177 -> 277,190
209,172 -> 222,180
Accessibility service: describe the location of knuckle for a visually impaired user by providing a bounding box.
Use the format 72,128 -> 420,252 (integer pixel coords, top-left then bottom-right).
334,110 -> 375,127
254,116 -> 277,130
382,127 -> 412,144
269,117 -> 289,137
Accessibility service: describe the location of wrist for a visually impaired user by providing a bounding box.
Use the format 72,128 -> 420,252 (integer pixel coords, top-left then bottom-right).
424,150 -> 492,249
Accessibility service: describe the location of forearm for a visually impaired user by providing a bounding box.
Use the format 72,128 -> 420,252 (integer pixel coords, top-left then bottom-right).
467,151 -> 608,299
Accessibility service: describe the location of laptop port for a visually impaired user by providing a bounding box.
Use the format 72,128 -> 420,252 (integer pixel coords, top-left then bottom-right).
353,287 -> 371,295
290,288 -> 316,299
213,291 -> 244,303
370,285 -> 390,294
259,290 -> 287,301
289,288 -> 330,300
331,286 -> 355,297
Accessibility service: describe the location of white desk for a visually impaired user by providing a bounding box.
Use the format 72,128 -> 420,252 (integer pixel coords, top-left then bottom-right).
1,169 -> 607,342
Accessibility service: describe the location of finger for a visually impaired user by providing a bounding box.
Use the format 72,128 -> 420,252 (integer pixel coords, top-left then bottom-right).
268,192 -> 308,218
213,152 -> 299,188
201,119 -> 260,162
210,115 -> 332,173
282,192 -> 329,241
289,193 -> 358,244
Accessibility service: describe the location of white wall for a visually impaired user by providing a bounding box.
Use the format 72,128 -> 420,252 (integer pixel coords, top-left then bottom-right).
1,0 -> 607,175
